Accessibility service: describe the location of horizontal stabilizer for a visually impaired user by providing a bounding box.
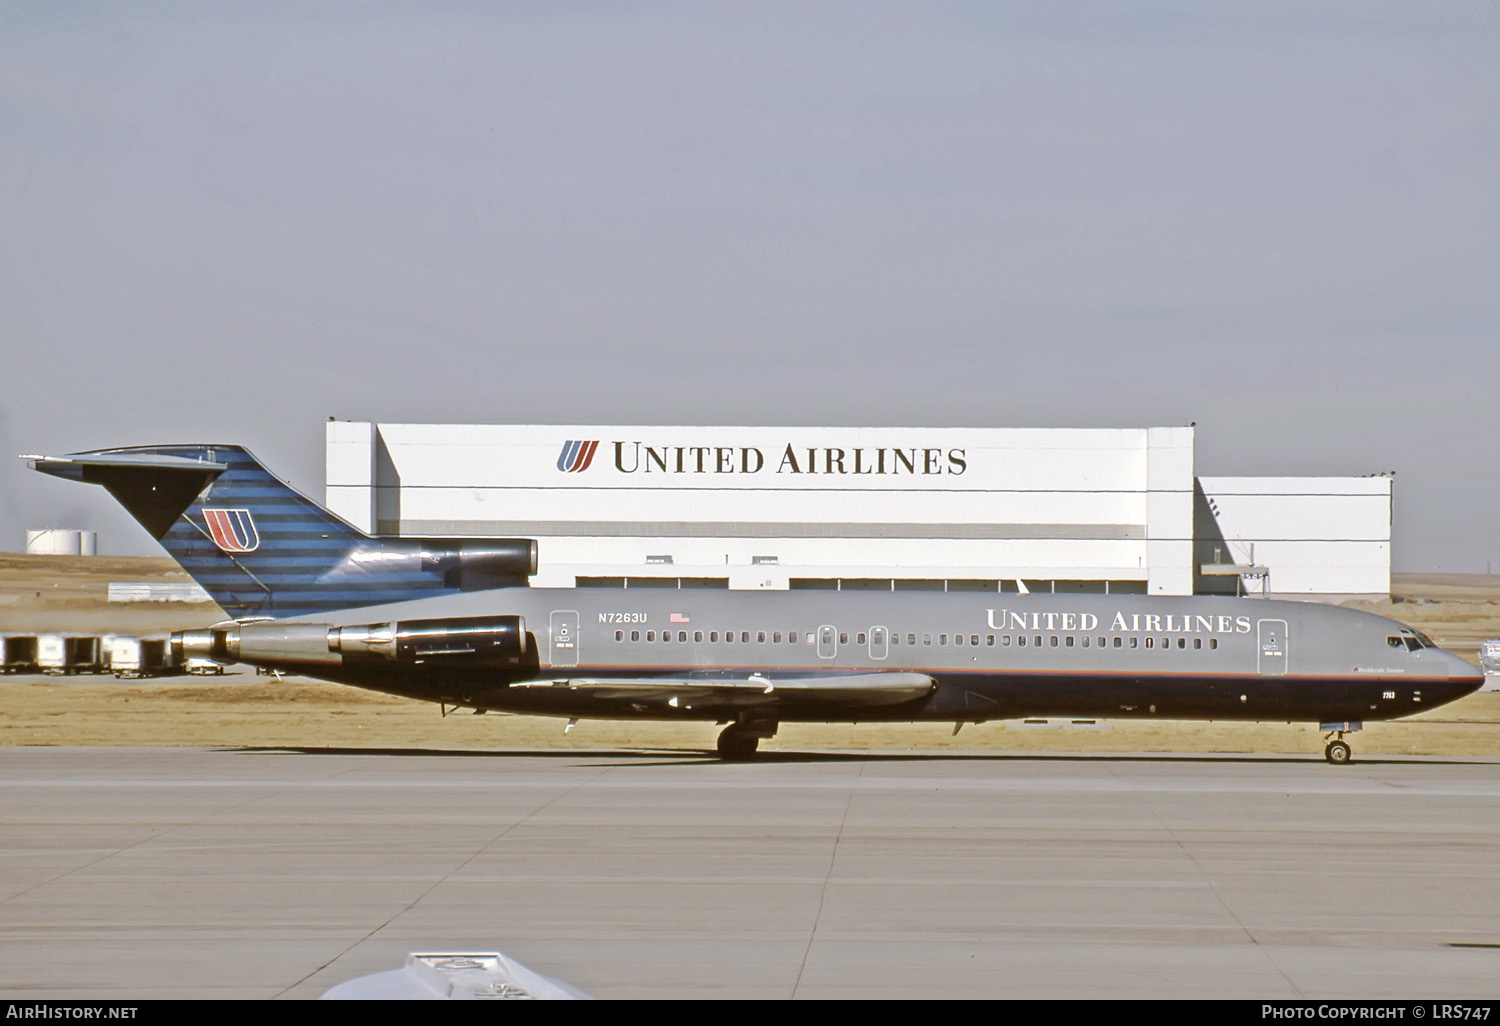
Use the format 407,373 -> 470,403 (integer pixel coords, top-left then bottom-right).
24,451 -> 230,473
24,448 -> 229,538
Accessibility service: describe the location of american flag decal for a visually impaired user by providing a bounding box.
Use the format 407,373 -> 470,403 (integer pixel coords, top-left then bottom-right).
203,509 -> 260,553
669,612 -> 690,624
556,440 -> 600,473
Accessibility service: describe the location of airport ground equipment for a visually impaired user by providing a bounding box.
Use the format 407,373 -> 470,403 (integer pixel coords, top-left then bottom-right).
36,634 -> 106,675
322,951 -> 588,1000
109,637 -> 177,679
1,635 -> 39,674
1482,639 -> 1500,674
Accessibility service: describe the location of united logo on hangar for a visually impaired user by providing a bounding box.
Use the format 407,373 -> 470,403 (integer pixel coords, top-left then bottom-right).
556,440 -> 600,473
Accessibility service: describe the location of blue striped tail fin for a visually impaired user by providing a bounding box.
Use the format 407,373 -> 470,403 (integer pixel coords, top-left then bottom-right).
26,444 -> 534,620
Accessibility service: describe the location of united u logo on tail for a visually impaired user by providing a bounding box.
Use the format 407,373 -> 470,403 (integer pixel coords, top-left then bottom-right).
556,440 -> 599,473
203,508 -> 260,553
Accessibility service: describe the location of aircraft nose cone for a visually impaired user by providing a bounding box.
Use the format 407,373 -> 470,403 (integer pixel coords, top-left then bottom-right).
1446,651 -> 1486,688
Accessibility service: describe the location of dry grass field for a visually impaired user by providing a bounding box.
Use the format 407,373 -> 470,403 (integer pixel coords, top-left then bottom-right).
3,555 -> 1497,757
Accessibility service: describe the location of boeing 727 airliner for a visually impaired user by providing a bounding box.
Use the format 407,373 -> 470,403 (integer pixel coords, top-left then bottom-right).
26,444 -> 1485,763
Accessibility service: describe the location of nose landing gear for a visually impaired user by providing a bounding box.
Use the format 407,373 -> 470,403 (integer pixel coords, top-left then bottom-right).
1320,721 -> 1361,765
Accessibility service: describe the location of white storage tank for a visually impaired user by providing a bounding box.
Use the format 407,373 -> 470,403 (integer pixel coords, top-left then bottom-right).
25,529 -> 97,556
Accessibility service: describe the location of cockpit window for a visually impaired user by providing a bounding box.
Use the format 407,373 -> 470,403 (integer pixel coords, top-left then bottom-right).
1392,628 -> 1438,651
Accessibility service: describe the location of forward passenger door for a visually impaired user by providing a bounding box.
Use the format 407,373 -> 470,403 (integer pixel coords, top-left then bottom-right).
1257,619 -> 1287,676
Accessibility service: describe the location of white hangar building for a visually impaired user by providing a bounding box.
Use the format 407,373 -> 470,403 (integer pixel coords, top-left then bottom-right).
324,422 -> 1392,598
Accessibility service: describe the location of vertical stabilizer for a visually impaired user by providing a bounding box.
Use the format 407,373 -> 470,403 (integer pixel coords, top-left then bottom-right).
26,445 -> 535,620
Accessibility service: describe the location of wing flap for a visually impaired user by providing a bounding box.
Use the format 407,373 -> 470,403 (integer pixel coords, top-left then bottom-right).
515,671 -> 936,709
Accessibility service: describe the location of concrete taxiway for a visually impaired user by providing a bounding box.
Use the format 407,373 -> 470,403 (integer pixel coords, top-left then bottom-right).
3,746 -> 1500,999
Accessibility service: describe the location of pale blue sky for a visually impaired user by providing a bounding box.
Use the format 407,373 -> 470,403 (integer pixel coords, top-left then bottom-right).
2,2 -> 1496,569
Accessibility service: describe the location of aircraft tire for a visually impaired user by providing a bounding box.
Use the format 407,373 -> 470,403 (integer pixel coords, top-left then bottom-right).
716,727 -> 759,762
1324,740 -> 1352,765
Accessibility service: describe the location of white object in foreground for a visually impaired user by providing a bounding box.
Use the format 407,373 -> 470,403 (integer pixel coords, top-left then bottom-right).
321,952 -> 589,1000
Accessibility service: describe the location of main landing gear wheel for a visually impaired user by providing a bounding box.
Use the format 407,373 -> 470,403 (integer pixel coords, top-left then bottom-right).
716,726 -> 760,762
1324,739 -> 1352,765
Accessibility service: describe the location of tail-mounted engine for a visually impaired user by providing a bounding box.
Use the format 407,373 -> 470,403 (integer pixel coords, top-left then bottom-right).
173,616 -> 530,672
420,541 -> 538,591
330,617 -> 527,667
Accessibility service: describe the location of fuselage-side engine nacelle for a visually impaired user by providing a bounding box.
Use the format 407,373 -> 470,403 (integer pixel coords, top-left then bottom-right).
173,616 -> 530,674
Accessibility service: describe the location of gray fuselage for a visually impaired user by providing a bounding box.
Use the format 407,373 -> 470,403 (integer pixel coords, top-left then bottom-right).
284,588 -> 1484,725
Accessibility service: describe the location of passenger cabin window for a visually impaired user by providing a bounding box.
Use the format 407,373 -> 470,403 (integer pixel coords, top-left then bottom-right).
757,632 -> 766,643
631,630 -> 640,642
647,630 -> 656,641
971,635 -> 980,647
615,630 -> 624,641
679,631 -> 687,642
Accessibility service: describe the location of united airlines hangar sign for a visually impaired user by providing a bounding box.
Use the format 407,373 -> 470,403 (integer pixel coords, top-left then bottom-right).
560,440 -> 968,477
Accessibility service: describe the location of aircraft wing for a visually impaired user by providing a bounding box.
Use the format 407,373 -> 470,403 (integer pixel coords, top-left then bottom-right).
513,671 -> 936,710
